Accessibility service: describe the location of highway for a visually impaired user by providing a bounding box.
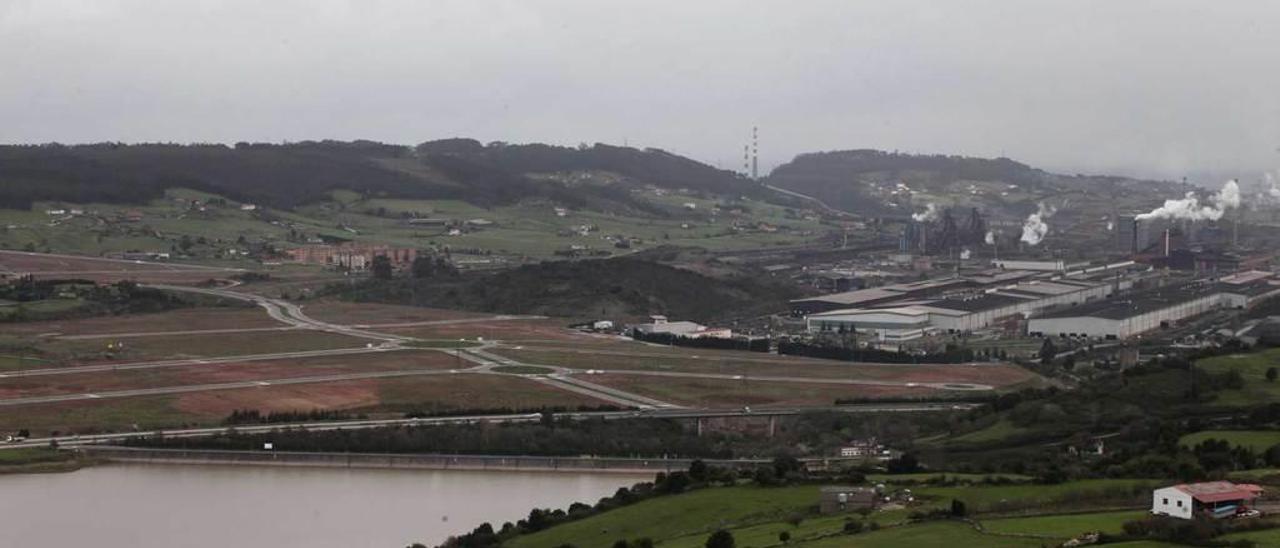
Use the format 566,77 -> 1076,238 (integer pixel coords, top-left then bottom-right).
1,403 -> 975,451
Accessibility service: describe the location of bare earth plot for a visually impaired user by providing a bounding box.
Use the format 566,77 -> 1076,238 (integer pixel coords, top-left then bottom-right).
580,373 -> 941,407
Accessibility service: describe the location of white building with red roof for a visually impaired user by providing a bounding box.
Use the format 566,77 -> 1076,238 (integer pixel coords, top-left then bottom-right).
1152,481 -> 1264,519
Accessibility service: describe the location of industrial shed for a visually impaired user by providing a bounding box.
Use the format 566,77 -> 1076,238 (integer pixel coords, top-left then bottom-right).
1028,282 -> 1232,339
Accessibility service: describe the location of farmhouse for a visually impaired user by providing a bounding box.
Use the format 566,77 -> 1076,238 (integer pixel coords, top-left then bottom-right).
1151,481 -> 1263,520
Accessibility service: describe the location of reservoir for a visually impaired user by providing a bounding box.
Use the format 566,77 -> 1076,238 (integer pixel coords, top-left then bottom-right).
0,463 -> 650,547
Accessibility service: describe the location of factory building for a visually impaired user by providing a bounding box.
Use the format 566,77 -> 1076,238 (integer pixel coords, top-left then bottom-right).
798,262 -> 1153,343
1028,272 -> 1280,340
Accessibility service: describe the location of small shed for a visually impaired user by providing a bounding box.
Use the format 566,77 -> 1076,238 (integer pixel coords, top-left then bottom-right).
819,486 -> 877,514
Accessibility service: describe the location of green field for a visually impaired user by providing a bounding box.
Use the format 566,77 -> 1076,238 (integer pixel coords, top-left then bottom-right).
1,187 -> 835,262
501,478 -> 1165,548
944,418 -> 1032,445
1196,349 -> 1280,406
911,478 -> 1157,513
796,521 -> 1045,547
979,510 -> 1146,539
1180,430 -> 1280,453
506,485 -> 819,548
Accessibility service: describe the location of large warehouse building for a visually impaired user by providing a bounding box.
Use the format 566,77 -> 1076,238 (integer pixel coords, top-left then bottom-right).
1028,272 -> 1280,340
800,262 -> 1148,343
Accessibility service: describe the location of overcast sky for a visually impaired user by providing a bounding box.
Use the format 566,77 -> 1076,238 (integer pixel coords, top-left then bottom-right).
2,0 -> 1278,183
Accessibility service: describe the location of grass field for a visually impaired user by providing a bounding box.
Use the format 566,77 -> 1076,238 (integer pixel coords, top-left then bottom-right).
1180,430 -> 1280,452
979,510 -> 1146,539
505,479 -> 1158,548
45,330 -> 368,364
581,373 -> 939,407
506,485 -> 819,548
0,395 -> 200,434
1,307 -> 282,336
298,301 -> 489,325
911,479 -> 1157,513
1,188 -> 835,263
1196,348 -> 1280,406
945,418 -> 1034,444
373,374 -> 608,412
494,347 -> 1037,387
0,349 -> 457,399
796,521 -> 1045,547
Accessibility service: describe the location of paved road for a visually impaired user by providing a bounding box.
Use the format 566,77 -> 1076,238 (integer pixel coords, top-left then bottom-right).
1,403 -> 975,450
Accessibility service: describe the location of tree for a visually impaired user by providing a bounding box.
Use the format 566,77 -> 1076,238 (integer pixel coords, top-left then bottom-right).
1267,367 -> 1277,382
370,255 -> 393,280
950,498 -> 967,517
705,530 -> 735,548
688,459 -> 709,482
778,531 -> 791,544
1039,338 -> 1058,362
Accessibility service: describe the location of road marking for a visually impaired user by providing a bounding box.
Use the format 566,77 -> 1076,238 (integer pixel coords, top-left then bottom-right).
256,381 -> 271,386
85,394 -> 101,398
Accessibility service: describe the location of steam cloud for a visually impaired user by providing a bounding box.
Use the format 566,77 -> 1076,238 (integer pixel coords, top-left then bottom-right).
911,203 -> 940,222
1020,202 -> 1056,246
959,248 -> 971,260
1135,179 -> 1241,221
984,230 -> 996,245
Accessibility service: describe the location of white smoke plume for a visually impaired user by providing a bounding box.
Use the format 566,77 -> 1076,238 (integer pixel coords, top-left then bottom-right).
984,230 -> 996,245
1135,179 -> 1241,221
1106,220 -> 1115,231
911,203 -> 940,222
1020,202 -> 1056,246
959,248 -> 971,260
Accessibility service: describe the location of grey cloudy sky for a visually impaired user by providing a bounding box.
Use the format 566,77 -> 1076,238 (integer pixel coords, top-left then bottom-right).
2,0 -> 1278,182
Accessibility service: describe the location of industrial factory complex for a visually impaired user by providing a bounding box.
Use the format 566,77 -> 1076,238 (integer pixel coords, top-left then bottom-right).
793,261 -> 1280,344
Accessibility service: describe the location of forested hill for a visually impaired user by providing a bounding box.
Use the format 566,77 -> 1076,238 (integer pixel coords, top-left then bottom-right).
766,149 -> 1179,218
333,255 -> 798,322
415,139 -> 755,197
0,140 -> 760,211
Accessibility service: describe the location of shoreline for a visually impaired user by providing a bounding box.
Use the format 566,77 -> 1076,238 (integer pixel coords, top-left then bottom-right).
76,445 -> 747,475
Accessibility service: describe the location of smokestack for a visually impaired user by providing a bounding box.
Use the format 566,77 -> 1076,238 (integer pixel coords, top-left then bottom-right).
1163,228 -> 1170,257
1131,219 -> 1139,255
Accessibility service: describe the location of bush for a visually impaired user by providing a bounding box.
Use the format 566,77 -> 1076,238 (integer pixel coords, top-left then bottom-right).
705,530 -> 735,548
